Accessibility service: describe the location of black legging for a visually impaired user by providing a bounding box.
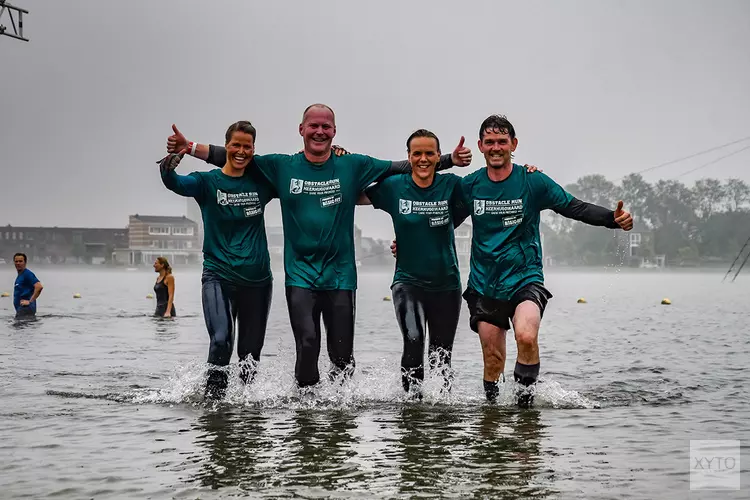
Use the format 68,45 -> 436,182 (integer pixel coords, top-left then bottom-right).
201,269 -> 273,398
391,283 -> 462,392
285,286 -> 356,388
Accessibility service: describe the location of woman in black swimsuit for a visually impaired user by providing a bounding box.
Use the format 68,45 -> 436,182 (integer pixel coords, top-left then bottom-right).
153,256 -> 176,317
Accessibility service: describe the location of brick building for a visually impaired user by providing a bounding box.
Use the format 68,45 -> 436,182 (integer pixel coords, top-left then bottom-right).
112,215 -> 201,266
0,225 -> 128,264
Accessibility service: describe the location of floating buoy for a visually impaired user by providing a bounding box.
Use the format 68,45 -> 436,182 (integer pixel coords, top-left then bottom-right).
383,296 -> 391,301
146,294 -> 154,299
73,293 -> 81,299
577,298 -> 587,304
0,292 -> 9,298
661,298 -> 671,305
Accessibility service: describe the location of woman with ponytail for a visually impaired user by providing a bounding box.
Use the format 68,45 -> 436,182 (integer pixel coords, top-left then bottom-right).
153,256 -> 176,318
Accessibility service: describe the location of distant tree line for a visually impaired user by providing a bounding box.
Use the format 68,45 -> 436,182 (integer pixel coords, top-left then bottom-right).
541,174 -> 750,266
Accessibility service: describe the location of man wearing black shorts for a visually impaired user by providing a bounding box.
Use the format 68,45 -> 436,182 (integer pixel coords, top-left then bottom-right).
456,115 -> 633,406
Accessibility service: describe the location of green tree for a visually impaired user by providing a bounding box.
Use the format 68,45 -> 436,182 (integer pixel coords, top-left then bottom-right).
649,180 -> 696,228
618,173 -> 655,228
724,178 -> 750,211
565,174 -> 617,208
693,178 -> 726,220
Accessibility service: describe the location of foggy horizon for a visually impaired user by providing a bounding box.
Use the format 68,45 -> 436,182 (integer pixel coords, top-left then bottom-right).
2,0 -> 749,240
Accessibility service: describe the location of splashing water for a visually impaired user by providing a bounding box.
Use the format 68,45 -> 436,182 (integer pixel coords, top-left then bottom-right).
128,343 -> 599,410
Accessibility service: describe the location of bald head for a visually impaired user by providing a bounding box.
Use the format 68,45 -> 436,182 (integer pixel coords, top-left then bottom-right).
302,103 -> 335,125
299,103 -> 336,161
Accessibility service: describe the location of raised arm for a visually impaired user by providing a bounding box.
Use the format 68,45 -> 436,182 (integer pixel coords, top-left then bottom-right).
157,153 -> 202,198
555,199 -> 633,230
532,172 -> 632,230
378,154 -> 455,181
205,144 -> 226,168
553,198 -> 618,228
376,136 -> 473,182
166,125 -> 211,161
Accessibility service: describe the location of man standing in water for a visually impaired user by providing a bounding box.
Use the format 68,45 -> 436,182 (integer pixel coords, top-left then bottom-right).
13,253 -> 43,318
166,104 -> 472,389
456,115 -> 633,406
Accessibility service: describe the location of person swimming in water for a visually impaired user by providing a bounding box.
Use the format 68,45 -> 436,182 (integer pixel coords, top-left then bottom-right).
153,256 -> 176,318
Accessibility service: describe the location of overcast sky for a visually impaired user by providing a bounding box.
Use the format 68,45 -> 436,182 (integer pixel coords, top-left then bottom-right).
2,0 -> 749,239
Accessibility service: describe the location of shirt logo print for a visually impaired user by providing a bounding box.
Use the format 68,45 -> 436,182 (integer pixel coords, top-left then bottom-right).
290,179 -> 305,194
399,199 -> 413,215
217,190 -> 228,206
474,200 -> 486,216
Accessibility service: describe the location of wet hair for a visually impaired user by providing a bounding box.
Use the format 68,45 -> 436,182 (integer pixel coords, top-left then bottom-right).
13,252 -> 27,263
156,256 -> 172,274
302,103 -> 336,124
225,121 -> 257,144
479,114 -> 516,141
406,129 -> 441,153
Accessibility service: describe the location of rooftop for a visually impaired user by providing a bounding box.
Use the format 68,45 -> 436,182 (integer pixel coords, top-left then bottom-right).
130,215 -> 197,224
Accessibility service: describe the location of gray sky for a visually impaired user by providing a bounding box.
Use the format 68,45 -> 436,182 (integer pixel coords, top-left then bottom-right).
2,0 -> 749,240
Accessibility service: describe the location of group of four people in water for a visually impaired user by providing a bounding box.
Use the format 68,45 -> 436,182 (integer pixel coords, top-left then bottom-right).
158,104 -> 633,406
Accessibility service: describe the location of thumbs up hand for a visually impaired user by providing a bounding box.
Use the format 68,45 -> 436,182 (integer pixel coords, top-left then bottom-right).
451,136 -> 472,166
167,124 -> 189,154
614,200 -> 633,231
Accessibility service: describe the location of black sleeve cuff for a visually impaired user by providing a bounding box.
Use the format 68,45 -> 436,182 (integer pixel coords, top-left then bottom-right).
555,198 -> 618,228
206,145 -> 225,168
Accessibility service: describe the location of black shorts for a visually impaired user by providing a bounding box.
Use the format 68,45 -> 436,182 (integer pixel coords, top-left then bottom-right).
462,282 -> 553,332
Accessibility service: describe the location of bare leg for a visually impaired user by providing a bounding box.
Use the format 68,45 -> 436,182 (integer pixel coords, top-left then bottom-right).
477,321 -> 507,402
512,301 -> 541,365
511,300 -> 542,407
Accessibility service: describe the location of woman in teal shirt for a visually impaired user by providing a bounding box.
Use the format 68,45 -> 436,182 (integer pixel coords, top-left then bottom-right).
360,130 -> 468,395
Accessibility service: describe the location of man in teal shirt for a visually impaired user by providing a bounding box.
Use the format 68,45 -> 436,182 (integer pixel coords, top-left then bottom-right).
166,104 -> 472,388
457,115 -> 633,406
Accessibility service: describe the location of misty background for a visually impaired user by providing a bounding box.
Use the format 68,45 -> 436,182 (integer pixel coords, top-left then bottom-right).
2,0 -> 749,241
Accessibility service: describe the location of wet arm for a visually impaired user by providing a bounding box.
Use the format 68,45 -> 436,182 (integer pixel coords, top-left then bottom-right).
451,184 -> 471,227
554,198 -> 619,228
186,143 -> 211,162
452,202 -> 471,228
376,154 -> 454,182
159,163 -> 201,198
30,282 -> 43,302
205,145 -> 226,168
205,145 -> 277,188
165,275 -> 175,316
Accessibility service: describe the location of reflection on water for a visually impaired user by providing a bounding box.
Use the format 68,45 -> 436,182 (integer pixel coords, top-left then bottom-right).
192,409 -> 271,490
9,314 -> 40,330
151,315 -> 180,340
189,405 -> 554,498
2,270 -> 750,498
